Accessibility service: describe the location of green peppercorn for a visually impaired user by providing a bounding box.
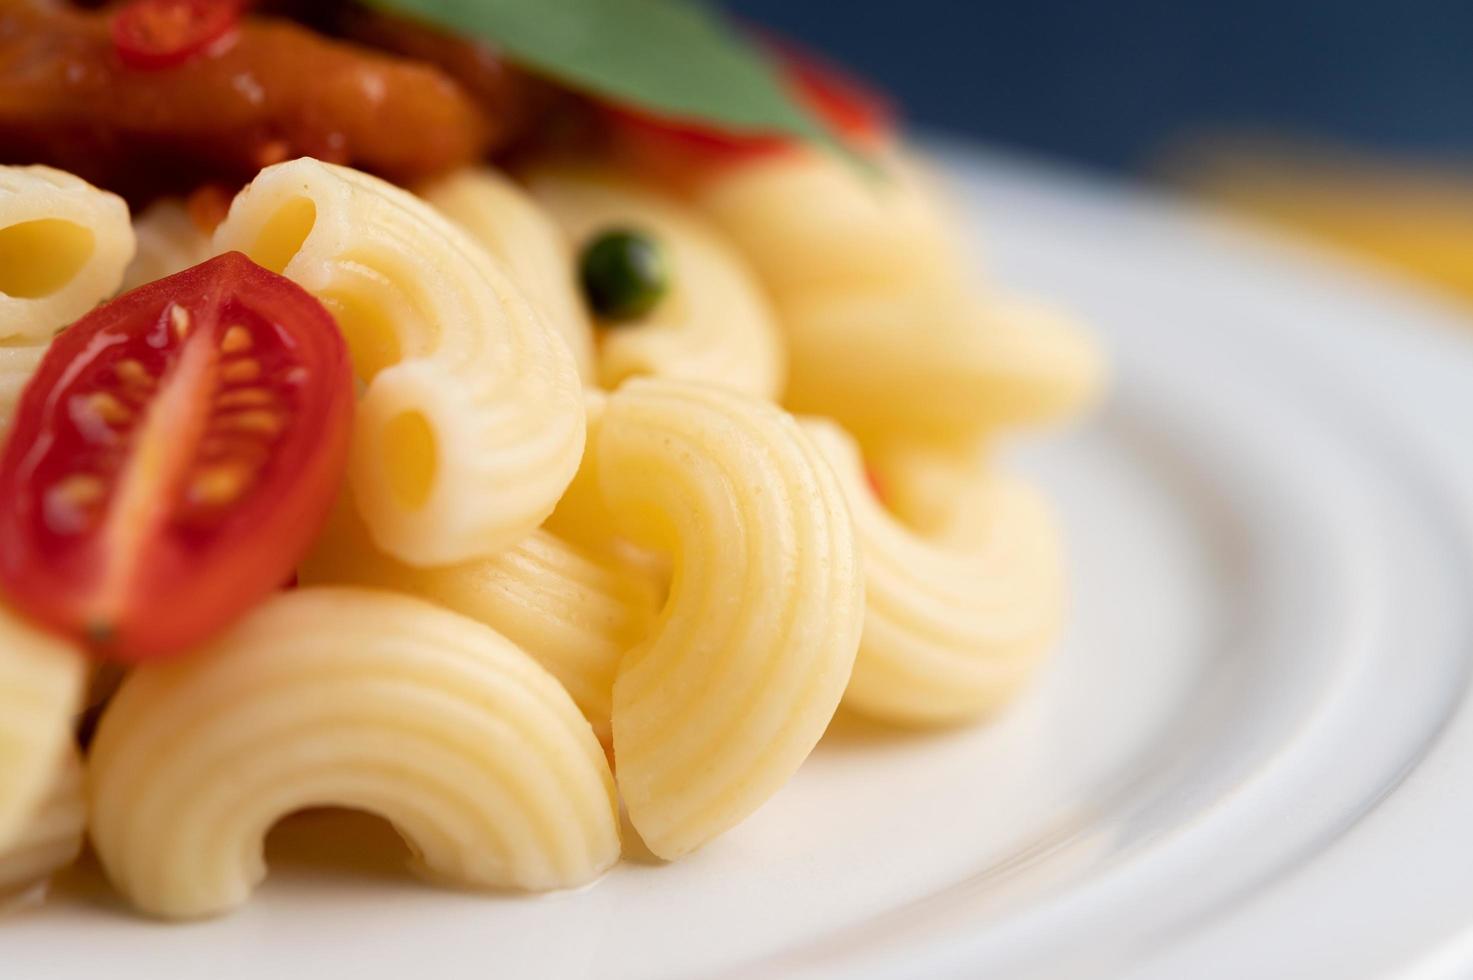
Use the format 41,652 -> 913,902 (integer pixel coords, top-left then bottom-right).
579,228 -> 669,321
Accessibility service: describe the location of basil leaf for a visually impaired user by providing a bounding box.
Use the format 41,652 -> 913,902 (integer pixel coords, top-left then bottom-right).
363,0 -> 839,148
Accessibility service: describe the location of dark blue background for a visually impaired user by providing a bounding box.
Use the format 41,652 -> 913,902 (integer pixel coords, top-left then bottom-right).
727,0 -> 1473,171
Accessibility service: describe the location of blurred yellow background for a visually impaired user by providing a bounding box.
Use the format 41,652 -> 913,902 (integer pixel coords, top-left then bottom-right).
1178,145 -> 1473,306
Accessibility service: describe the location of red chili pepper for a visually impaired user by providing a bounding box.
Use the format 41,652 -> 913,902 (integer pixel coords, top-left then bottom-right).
110,0 -> 244,71
607,40 -> 895,177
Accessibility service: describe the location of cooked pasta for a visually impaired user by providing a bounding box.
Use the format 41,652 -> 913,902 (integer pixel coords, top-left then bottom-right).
0,165 -> 134,342
419,168 -> 597,382
684,151 -> 1104,450
88,588 -> 621,920
121,198 -> 215,293
0,750 -> 84,900
0,10 -> 1109,921
214,158 -> 586,566
805,420 -> 1065,723
0,604 -> 86,849
525,166 -> 785,399
691,149 -> 961,298
300,495 -> 658,744
595,378 -> 862,858
781,290 -> 1104,450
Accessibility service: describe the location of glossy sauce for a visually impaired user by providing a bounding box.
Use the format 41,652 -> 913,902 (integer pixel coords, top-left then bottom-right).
0,0 -> 512,200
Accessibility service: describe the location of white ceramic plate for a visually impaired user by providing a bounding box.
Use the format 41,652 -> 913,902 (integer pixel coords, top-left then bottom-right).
11,143 -> 1473,980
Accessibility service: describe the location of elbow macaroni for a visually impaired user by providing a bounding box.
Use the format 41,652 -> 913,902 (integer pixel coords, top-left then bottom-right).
0,165 -> 134,343
693,149 -> 961,297
420,167 -> 597,383
88,588 -> 621,920
0,604 -> 86,849
214,158 -> 586,566
685,150 -> 1104,449
595,378 -> 862,858
6,127 -> 1103,918
781,290 -> 1104,448
300,494 -> 658,744
806,420 -> 1065,723
526,166 -> 786,400
0,750 -> 84,900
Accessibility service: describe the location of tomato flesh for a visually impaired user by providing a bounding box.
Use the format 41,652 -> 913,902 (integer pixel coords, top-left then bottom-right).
607,41 -> 895,176
0,251 -> 352,661
111,0 -> 243,71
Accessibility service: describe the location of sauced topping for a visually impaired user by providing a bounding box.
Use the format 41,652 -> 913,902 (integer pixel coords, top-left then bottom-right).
0,0 -> 534,201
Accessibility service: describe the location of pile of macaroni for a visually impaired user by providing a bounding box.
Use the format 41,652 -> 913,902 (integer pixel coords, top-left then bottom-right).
0,142 -> 1102,917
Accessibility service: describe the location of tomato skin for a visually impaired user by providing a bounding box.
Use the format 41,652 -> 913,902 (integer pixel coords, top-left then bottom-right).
110,0 -> 243,71
607,41 -> 895,177
0,252 -> 353,661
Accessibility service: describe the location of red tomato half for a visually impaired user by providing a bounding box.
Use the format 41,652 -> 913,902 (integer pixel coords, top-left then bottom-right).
0,252 -> 353,661
607,41 -> 895,178
110,0 -> 243,71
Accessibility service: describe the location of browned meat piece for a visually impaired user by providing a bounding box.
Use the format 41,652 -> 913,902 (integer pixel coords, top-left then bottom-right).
0,0 -> 531,202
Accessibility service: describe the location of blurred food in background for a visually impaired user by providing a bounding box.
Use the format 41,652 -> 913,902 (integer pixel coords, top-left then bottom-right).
1169,140 -> 1473,307
732,0 -> 1473,311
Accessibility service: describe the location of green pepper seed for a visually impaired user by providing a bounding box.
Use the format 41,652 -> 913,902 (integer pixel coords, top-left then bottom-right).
579,228 -> 669,321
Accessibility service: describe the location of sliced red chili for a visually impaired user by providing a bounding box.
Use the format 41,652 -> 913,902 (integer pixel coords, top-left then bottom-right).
606,41 -> 896,175
110,0 -> 244,71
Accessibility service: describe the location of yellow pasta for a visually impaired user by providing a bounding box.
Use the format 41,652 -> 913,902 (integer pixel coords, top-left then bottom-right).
805,420 -> 1065,724
0,750 -> 85,900
214,158 -> 586,566
88,587 -> 621,920
692,149 -> 962,298
595,378 -> 862,859
525,166 -> 785,399
121,198 -> 215,292
781,290 -> 1105,449
0,165 -> 134,342
300,495 -> 658,744
683,150 -> 1104,450
0,604 -> 86,849
419,167 -> 597,382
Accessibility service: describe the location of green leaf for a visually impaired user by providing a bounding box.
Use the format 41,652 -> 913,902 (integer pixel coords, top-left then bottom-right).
363,0 -> 843,150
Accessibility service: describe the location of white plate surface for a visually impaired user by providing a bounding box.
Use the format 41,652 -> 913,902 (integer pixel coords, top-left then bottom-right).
9,144 -> 1473,980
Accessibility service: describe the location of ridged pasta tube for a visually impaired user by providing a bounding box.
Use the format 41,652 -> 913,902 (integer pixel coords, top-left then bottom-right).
300,496 -> 658,744
687,150 -> 1104,449
0,750 -> 85,899
0,604 -> 86,849
0,165 -> 134,342
420,168 -> 597,382
806,420 -> 1065,723
526,167 -> 785,399
89,588 -> 621,920
782,290 -> 1104,448
121,198 -> 215,292
214,158 -> 586,566
692,150 -> 961,298
596,378 -> 862,858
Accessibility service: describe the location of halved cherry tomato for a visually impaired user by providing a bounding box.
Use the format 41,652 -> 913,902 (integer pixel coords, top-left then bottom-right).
607,41 -> 895,177
0,252 -> 353,661
110,0 -> 244,71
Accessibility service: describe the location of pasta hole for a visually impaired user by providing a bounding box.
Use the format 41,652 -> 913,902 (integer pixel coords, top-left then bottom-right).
264,809 -> 415,882
0,220 -> 95,299
382,410 -> 436,509
249,197 -> 316,274
321,291 -> 402,383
